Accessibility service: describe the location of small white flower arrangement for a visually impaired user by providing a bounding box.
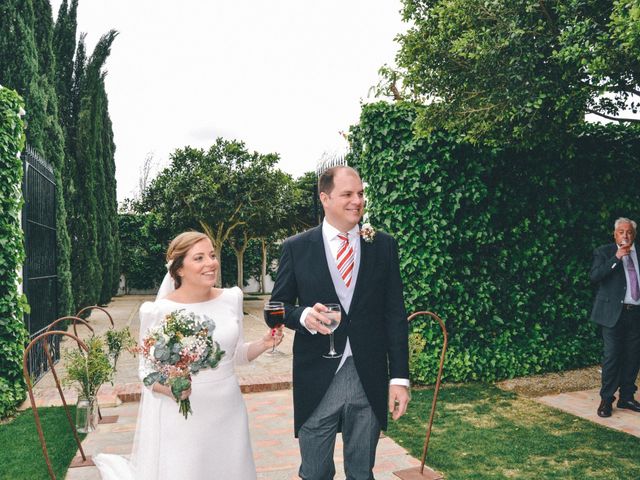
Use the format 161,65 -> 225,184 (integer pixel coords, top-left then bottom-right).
360,223 -> 376,243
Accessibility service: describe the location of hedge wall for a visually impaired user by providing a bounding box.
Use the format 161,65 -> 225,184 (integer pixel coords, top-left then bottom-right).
0,86 -> 29,417
348,101 -> 640,383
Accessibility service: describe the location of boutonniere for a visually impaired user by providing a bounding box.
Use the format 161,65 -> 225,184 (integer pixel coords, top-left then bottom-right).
360,223 -> 376,243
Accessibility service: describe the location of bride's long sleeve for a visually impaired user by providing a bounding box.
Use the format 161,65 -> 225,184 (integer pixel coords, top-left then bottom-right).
233,287 -> 251,366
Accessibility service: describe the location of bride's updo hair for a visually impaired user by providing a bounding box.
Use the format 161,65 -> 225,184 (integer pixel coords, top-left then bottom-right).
166,231 -> 210,288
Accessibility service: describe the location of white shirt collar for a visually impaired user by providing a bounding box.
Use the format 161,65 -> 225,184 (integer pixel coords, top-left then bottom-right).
322,218 -> 360,242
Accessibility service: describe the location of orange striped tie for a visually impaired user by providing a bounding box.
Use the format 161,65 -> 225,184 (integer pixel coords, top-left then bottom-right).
337,233 -> 354,287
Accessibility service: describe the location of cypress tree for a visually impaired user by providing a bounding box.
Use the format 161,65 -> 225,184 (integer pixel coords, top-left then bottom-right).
2,1 -> 120,314
0,0 -> 45,146
100,88 -> 121,301
53,1 -> 80,310
32,0 -> 74,316
107,116 -> 121,297
94,84 -> 111,305
53,0 -> 78,136
0,0 -> 74,316
71,30 -> 118,309
66,35 -> 90,311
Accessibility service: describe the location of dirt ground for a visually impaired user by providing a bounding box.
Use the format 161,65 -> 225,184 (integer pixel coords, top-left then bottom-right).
495,365 -> 601,397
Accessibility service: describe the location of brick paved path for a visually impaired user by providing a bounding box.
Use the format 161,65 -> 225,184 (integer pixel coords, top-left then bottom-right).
64,390 -> 420,480
536,388 -> 640,438
23,295 -> 419,479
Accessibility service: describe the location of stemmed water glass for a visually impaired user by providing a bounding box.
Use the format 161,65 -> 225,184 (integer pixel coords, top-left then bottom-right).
263,300 -> 285,355
322,303 -> 342,359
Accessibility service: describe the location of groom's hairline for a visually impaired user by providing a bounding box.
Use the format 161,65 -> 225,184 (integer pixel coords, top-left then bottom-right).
318,166 -> 360,195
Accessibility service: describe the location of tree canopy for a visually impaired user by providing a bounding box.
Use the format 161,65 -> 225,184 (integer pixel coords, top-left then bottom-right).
388,0 -> 640,147
140,138 -> 286,286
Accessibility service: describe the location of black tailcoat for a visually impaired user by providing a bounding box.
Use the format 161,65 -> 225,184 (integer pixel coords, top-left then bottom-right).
270,226 -> 409,436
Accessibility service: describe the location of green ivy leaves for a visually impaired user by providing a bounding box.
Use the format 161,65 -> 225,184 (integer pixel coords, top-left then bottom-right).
348,101 -> 640,384
0,87 -> 29,418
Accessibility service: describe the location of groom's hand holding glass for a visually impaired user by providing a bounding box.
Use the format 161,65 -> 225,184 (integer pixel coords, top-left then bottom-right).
304,303 -> 339,335
305,303 -> 342,358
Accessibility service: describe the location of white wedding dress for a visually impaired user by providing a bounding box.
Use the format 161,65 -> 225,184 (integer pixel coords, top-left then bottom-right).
94,287 -> 257,480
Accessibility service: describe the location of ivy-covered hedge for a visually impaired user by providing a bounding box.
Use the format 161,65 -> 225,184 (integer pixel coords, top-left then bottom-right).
348,101 -> 640,383
0,86 -> 29,418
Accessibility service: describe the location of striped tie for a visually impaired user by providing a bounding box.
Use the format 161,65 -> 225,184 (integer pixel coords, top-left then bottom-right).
336,233 -> 354,287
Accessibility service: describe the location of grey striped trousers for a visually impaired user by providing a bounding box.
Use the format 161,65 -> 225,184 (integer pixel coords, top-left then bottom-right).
298,356 -> 381,480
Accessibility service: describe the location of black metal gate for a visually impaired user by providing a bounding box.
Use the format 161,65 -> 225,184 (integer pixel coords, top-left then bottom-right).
22,145 -> 59,381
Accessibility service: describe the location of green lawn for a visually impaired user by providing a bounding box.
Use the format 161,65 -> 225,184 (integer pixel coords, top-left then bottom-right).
386,384 -> 639,479
0,406 -> 85,480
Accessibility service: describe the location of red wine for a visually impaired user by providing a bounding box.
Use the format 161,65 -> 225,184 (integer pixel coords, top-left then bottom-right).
264,308 -> 285,328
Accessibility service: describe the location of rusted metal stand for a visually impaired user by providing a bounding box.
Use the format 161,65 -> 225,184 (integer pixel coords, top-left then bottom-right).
76,305 -> 114,327
46,315 -> 94,345
394,311 -> 448,480
23,331 -> 94,480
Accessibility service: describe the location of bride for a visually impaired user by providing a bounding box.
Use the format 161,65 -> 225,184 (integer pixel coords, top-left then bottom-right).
94,231 -> 284,479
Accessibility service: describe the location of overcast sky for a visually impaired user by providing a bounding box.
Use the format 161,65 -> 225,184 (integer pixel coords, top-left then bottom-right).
50,0 -> 407,201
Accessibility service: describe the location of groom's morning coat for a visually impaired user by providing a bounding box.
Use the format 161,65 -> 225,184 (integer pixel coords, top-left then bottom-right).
271,225 -> 409,436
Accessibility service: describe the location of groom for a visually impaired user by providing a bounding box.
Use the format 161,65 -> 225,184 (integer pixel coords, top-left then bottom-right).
270,166 -> 410,480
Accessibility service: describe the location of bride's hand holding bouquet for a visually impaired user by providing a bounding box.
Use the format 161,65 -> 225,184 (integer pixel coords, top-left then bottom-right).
138,308 -> 225,419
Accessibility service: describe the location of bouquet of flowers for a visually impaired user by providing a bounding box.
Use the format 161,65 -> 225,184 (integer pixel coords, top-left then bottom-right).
138,309 -> 225,418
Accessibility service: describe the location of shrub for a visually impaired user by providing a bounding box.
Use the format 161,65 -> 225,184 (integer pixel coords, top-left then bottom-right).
348,101 -> 640,383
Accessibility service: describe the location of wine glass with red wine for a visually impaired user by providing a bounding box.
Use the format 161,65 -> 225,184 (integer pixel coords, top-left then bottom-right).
264,300 -> 285,354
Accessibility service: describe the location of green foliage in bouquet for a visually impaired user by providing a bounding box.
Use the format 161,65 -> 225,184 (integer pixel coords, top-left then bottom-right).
63,337 -> 113,400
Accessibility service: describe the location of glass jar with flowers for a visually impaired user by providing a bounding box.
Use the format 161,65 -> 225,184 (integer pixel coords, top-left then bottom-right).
62,336 -> 114,433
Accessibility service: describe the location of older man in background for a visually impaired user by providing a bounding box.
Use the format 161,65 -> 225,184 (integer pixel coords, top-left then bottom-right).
590,217 -> 640,417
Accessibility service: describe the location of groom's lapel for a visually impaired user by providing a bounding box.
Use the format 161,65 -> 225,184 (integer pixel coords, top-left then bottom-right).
349,237 -> 373,313
308,226 -> 337,296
